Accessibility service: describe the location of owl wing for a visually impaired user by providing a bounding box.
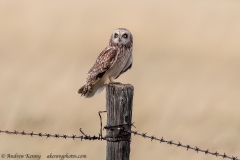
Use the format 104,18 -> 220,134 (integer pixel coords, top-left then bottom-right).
86,46 -> 118,84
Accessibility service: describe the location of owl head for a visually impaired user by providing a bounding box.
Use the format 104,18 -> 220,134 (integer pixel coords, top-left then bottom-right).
109,28 -> 133,47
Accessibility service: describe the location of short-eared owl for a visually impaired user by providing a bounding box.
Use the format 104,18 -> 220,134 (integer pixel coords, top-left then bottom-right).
77,28 -> 133,98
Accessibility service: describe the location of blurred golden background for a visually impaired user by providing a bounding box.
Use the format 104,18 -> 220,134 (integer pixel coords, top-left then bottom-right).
0,0 -> 240,159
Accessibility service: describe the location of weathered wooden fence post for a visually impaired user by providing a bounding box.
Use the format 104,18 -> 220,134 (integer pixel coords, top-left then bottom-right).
105,82 -> 134,160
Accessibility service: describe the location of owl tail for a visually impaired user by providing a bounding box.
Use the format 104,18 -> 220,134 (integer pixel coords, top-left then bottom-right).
77,84 -> 92,98
77,80 -> 105,98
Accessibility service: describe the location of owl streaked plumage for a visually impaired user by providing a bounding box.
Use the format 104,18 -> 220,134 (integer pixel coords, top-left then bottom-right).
77,28 -> 133,98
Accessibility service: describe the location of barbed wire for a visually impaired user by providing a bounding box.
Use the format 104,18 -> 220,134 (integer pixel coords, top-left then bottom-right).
125,128 -> 238,160
103,123 -> 238,160
0,124 -> 238,160
0,129 -> 103,141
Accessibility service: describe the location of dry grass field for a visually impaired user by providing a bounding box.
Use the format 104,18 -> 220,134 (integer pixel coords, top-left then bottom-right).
0,0 -> 240,160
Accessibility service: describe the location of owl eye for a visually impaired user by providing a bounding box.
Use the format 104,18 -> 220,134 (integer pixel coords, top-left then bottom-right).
114,33 -> 118,38
122,34 -> 128,38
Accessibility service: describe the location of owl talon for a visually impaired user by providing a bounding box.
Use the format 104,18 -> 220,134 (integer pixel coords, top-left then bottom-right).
109,76 -> 115,82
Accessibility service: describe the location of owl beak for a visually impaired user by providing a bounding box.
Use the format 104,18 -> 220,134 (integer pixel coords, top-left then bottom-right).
118,38 -> 121,43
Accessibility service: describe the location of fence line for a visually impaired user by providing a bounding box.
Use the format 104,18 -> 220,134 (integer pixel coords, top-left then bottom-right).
0,123 -> 238,160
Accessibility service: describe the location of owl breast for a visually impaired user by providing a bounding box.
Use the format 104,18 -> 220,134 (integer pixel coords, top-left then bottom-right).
105,47 -> 132,80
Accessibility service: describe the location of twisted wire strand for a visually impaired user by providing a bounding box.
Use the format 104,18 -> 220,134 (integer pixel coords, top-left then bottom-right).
0,129 -> 103,141
124,129 -> 238,160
